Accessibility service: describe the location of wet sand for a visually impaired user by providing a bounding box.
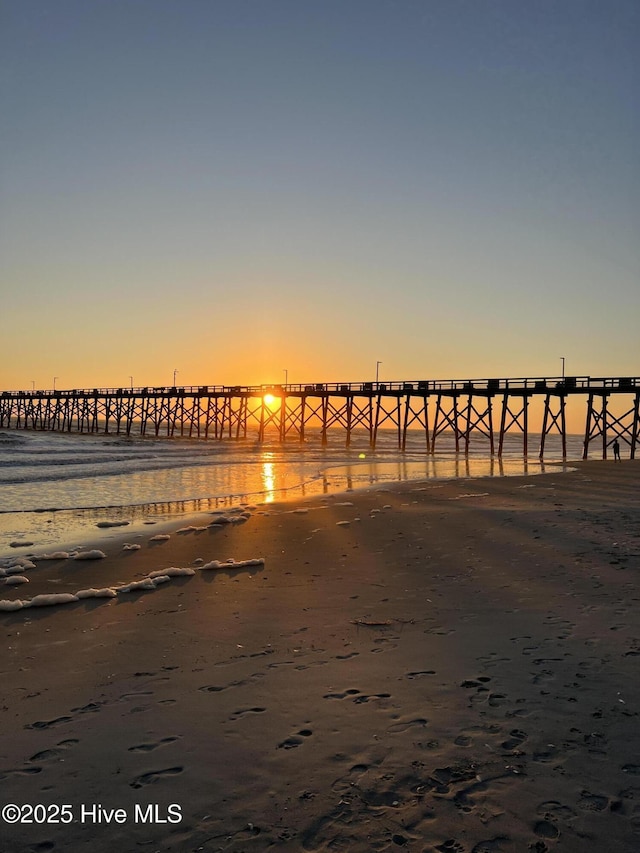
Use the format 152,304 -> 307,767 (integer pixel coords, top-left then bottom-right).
1,461 -> 639,852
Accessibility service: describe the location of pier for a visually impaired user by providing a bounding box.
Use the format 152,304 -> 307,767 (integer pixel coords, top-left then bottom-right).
1,376 -> 638,459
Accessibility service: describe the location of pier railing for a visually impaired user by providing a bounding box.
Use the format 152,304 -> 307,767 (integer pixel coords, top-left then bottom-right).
1,376 -> 638,459
3,375 -> 638,397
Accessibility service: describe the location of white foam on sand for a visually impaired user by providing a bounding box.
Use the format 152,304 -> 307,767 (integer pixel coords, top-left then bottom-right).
76,588 -> 118,599
449,493 -> 490,500
207,512 -> 251,527
5,561 -> 37,575
0,555 -> 264,612
0,557 -> 37,572
34,551 -> 71,560
148,567 -> 196,578
1,506 -> 263,613
200,557 -> 265,571
30,593 -> 80,608
117,578 -> 157,593
0,599 -> 27,611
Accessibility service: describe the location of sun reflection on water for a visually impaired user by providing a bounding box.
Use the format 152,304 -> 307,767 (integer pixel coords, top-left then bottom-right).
261,457 -> 276,502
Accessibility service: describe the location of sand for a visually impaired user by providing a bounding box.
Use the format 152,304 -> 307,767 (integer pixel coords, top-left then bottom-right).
1,460 -> 639,852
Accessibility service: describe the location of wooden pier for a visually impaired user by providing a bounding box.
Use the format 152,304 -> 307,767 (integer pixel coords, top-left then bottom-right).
1,376 -> 638,459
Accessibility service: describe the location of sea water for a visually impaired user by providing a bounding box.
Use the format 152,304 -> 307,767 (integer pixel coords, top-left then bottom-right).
0,428 -> 583,556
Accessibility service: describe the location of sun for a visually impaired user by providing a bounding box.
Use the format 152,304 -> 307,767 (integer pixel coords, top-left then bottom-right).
263,393 -> 277,406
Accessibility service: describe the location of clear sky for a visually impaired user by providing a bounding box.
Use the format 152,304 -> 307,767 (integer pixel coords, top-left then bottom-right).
1,0 -> 638,392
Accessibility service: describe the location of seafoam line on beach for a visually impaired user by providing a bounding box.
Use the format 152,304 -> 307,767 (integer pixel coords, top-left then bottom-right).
0,557 -> 266,612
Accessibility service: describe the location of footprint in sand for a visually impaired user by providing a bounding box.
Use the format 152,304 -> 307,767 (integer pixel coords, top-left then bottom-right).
229,707 -> 266,721
532,747 -> 560,763
277,729 -> 313,750
583,731 -> 607,754
460,677 -> 492,688
531,670 -> 555,685
370,638 -> 399,653
471,838 -> 511,852
119,691 -> 154,701
0,766 -> 43,781
505,707 -> 534,719
70,701 -> 105,714
329,762 -> 370,797
199,673 -> 263,693
501,729 -> 528,750
536,800 -> 577,822
406,670 -> 436,679
435,840 -> 465,852
477,653 -> 511,666
432,764 -> 479,790
130,766 -> 184,788
322,687 -> 391,703
25,716 -> 73,730
387,717 -> 428,734
533,820 -> 560,840
29,739 -> 79,762
577,790 -> 609,811
128,736 -> 179,753
352,692 -> 391,704
323,689 -> 361,700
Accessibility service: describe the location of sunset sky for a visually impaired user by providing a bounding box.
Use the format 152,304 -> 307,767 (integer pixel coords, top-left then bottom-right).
1,0 -> 638,392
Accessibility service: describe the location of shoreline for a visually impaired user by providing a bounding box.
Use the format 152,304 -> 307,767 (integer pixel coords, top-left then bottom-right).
0,455 -> 575,562
1,459 -> 638,852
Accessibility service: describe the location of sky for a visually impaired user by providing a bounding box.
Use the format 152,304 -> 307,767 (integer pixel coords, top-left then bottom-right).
1,0 -> 638,394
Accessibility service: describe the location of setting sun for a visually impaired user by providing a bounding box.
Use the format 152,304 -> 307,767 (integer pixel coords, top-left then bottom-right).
263,393 -> 278,407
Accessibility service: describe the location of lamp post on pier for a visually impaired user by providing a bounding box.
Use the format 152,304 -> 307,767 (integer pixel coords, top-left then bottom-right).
53,377 -> 58,391
560,357 -> 565,380
376,361 -> 382,389
129,376 -> 134,390
173,369 -> 178,387
284,369 -> 288,387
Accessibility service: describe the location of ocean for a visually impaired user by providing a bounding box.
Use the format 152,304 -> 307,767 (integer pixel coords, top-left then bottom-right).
0,428 -> 583,557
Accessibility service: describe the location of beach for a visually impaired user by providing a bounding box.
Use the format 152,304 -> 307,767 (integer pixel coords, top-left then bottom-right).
1,460 -> 639,852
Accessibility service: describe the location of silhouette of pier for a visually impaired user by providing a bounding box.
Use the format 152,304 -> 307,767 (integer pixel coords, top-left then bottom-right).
1,376 -> 638,459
